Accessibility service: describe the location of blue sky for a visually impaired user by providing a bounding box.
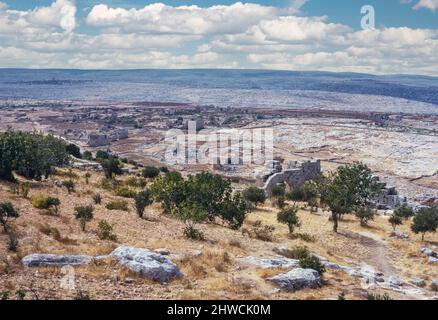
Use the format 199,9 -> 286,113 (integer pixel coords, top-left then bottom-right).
0,0 -> 437,74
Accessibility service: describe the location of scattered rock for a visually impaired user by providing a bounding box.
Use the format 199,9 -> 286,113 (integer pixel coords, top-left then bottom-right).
388,230 -> 409,240
273,245 -> 289,256
22,254 -> 93,267
238,256 -> 300,269
359,265 -> 384,284
388,276 -> 402,288
431,280 -> 438,291
268,268 -> 322,291
421,247 -> 437,257
428,256 -> 438,263
110,246 -> 183,283
154,248 -> 170,256
411,278 -> 425,287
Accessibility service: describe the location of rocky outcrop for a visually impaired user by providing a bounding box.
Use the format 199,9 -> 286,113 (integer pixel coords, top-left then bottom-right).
110,246 -> 183,283
388,230 -> 409,240
22,246 -> 183,283
388,276 -> 403,288
358,265 -> 385,284
420,247 -> 437,257
268,268 -> 322,291
22,254 -> 93,267
429,256 -> 438,263
411,278 -> 426,287
238,256 -> 300,269
420,247 -> 438,263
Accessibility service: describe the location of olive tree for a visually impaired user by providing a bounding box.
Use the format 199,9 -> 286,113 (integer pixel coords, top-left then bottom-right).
0,202 -> 19,232
277,205 -> 301,234
316,163 -> 383,233
74,205 -> 94,231
134,190 -> 153,218
411,206 -> 438,241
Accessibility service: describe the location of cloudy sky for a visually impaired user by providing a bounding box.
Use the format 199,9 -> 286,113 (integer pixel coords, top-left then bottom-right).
0,0 -> 437,74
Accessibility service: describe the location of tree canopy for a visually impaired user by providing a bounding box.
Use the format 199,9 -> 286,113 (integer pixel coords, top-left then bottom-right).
316,163 -> 383,232
0,131 -> 69,181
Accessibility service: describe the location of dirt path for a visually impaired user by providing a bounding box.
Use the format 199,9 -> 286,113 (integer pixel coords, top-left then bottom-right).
340,229 -> 396,275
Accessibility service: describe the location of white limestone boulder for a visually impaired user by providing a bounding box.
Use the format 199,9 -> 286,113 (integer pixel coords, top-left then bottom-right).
22,254 -> 93,267
238,256 -> 300,269
110,246 -> 183,283
268,268 -> 322,291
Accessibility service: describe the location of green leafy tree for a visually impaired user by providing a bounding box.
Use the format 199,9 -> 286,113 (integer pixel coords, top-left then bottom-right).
184,172 -> 233,221
394,204 -> 415,220
219,192 -> 251,230
411,206 -> 438,241
95,150 -> 110,160
243,187 -> 266,206
274,195 -> 287,210
134,190 -> 153,218
74,205 -> 94,231
62,180 -> 75,194
277,205 -> 301,234
0,202 -> 19,232
82,151 -> 93,161
66,143 -> 82,159
150,172 -> 186,214
179,202 -> 208,240
389,214 -> 403,231
271,185 -> 286,198
316,163 -> 383,233
286,184 -> 318,202
101,157 -> 122,179
0,131 -> 69,181
355,206 -> 375,226
142,166 -> 160,179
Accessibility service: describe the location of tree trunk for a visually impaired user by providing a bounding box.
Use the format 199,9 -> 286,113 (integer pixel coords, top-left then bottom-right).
332,213 -> 338,233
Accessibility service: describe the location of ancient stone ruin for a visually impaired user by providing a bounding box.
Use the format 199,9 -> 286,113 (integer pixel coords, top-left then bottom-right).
262,159 -> 321,197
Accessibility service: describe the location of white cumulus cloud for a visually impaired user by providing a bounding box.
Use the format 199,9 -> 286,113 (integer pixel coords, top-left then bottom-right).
413,0 -> 438,11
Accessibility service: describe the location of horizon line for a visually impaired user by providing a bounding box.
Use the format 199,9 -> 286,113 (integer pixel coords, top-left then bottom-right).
0,67 -> 437,79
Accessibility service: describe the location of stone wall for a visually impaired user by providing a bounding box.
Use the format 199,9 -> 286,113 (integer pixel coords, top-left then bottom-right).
263,159 -> 321,197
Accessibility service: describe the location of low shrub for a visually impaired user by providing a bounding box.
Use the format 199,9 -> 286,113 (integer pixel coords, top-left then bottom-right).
92,193 -> 102,205
74,291 -> 91,300
97,220 -> 117,241
106,200 -> 129,211
39,225 -> 61,241
242,220 -> 275,242
62,180 -> 76,194
366,293 -> 393,300
298,255 -> 326,275
7,230 -> 19,252
31,195 -> 60,214
278,246 -> 310,260
74,205 -> 94,231
183,226 -> 205,241
114,186 -> 137,198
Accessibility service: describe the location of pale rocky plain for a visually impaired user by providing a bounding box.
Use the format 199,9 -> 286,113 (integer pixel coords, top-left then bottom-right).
0,86 -> 438,300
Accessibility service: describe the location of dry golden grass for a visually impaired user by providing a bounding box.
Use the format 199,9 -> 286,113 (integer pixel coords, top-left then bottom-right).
1,167 -> 438,300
